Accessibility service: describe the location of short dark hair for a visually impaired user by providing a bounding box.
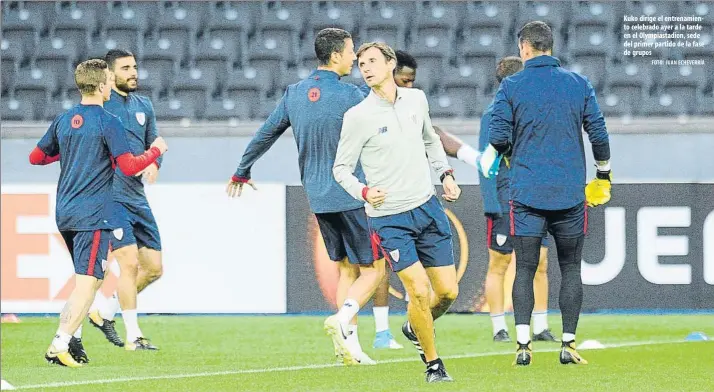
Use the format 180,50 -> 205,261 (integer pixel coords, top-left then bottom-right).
517,21 -> 554,52
395,50 -> 417,72
314,28 -> 352,66
75,59 -> 108,95
496,56 -> 524,82
105,49 -> 135,70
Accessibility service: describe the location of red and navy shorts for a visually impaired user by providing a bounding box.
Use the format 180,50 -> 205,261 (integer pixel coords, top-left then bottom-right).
60,230 -> 112,280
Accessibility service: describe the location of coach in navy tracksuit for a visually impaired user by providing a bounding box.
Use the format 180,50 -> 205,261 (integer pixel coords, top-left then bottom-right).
485,21 -> 611,366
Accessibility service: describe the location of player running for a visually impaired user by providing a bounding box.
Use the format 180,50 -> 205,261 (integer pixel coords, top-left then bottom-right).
87,49 -> 164,351
227,28 -> 384,365
334,42 -> 460,383
30,59 -> 167,367
481,21 -> 611,366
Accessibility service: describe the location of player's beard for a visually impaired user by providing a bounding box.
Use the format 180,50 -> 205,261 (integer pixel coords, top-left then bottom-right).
116,78 -> 138,93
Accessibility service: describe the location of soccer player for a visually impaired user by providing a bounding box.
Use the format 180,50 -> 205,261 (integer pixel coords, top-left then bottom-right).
333,42 -> 460,383
226,28 -> 384,365
394,51 -> 556,342
481,21 -> 611,366
87,49 -> 163,351
30,59 -> 167,367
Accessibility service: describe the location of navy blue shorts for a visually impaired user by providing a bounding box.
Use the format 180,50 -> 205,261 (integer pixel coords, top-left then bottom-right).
60,230 -> 112,280
112,201 -> 162,251
368,196 -> 455,273
486,213 -> 549,254
315,208 -> 376,264
510,201 -> 588,239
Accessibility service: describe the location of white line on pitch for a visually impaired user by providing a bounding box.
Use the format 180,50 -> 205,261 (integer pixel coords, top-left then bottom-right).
13,340 -> 693,390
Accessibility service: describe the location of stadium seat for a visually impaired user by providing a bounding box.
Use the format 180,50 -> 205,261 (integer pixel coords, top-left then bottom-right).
605,62 -> 653,115
658,66 -> 706,112
307,4 -> 356,38
473,93 -> 496,117
160,1 -> 211,31
516,1 -> 569,35
204,7 -> 251,68
101,7 -> 147,55
464,1 -> 514,39
194,37 -> 235,87
1,8 -> 44,57
626,1 -> 678,21
408,35 -> 452,92
257,2 -> 303,58
427,94 -> 467,119
135,67 -> 165,101
152,98 -> 197,121
360,3 -> 408,49
275,66 -> 312,94
1,95 -> 34,121
256,95 -> 283,120
224,67 -> 272,120
697,90 -> 714,115
170,67 -> 218,119
50,7 -> 96,59
412,2 -> 460,46
203,98 -> 247,121
43,96 -> 78,121
142,37 -> 183,85
1,39 -> 21,94
246,34 -> 292,87
65,0 -> 113,29
567,26 -> 617,58
598,91 -> 635,117
458,33 -> 506,93
571,1 -> 619,29
156,5 -> 201,58
32,38 -> 79,83
22,0 -> 59,30
13,67 -> 58,120
341,68 -> 365,88
442,65 -> 489,106
644,92 -> 693,116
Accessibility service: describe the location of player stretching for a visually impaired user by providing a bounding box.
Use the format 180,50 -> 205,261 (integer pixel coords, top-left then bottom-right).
227,28 -> 384,365
334,42 -> 460,383
30,59 -> 167,367
88,49 -> 163,351
481,21 -> 611,366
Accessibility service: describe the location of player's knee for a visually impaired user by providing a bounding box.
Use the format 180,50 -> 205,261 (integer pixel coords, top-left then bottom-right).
146,263 -> 163,281
536,252 -> 548,275
438,284 -> 459,303
487,251 -> 511,276
338,260 -> 360,279
408,285 -> 431,308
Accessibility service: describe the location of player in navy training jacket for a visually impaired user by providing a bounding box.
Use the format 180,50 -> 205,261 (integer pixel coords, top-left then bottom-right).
30,59 -> 167,367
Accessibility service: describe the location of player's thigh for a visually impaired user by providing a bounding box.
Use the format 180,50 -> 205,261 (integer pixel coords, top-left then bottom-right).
486,213 -> 513,255
126,203 -> 162,251
138,247 -> 162,274
425,265 -> 458,299
70,230 -> 112,280
315,212 -> 348,262
339,208 -> 381,265
511,201 -> 548,238
368,213 -> 419,273
395,260 -> 431,300
414,197 -> 454,270
111,202 -> 138,251
546,202 -> 587,239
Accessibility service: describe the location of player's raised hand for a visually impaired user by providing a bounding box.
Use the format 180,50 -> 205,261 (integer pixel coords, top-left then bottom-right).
151,137 -> 168,154
365,187 -> 387,208
226,176 -> 257,198
441,176 -> 461,202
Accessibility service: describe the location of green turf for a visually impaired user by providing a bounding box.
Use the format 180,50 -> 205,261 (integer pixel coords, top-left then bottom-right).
2,314 -> 712,391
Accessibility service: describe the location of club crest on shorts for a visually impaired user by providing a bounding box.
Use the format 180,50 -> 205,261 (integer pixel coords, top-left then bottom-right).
389,249 -> 400,262
496,234 -> 507,246
135,112 -> 146,126
101,259 -> 108,272
113,228 -> 124,241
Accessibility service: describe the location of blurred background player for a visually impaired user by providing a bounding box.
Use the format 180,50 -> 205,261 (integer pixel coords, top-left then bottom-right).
334,42 -> 460,382
478,56 -> 555,343
87,49 -> 164,351
30,59 -> 167,367
482,21 -> 611,366
227,28 -> 384,365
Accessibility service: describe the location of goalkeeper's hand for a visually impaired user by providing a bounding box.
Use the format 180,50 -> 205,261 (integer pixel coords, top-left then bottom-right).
585,168 -> 612,207
478,144 -> 503,179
